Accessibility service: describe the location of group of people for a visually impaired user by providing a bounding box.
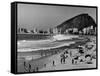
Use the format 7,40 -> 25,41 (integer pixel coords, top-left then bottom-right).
23,62 -> 39,72
59,44 -> 96,65
23,39 -> 96,72
60,50 -> 69,64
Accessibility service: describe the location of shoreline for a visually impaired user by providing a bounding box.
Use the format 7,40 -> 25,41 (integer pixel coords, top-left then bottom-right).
17,35 -> 89,52
17,37 -> 89,60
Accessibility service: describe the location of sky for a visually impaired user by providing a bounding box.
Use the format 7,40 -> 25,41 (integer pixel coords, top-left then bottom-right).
18,3 -> 96,30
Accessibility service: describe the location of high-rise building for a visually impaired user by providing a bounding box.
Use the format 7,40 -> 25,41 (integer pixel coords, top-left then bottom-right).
53,28 -> 58,34
83,28 -> 87,34
73,28 -> 78,33
33,28 -> 38,34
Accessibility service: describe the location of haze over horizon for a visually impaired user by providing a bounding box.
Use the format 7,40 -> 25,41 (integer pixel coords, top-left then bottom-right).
18,3 -> 96,30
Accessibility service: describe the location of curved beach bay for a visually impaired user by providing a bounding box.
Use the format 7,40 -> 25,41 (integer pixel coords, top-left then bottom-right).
17,35 -> 92,72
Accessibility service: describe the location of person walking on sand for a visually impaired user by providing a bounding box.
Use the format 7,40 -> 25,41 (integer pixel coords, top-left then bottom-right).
29,64 -> 31,72
24,61 -> 26,67
44,64 -> 46,67
63,57 -> 65,64
62,54 -> 66,64
61,58 -> 63,64
53,60 -> 55,66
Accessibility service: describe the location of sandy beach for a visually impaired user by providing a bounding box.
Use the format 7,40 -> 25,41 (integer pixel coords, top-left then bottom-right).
17,35 -> 96,73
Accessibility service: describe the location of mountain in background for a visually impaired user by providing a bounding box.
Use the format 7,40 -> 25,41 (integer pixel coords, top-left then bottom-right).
56,13 -> 97,33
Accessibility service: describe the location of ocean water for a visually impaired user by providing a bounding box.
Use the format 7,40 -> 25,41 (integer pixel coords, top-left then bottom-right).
17,35 -> 78,52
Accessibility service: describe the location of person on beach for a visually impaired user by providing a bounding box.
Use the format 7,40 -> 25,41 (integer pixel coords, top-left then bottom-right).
44,64 -> 46,67
61,58 -> 63,64
36,67 -> 39,71
65,50 -> 68,54
63,54 -> 66,64
72,56 -> 79,64
85,54 -> 92,64
24,61 -> 26,67
24,61 -> 28,72
29,64 -> 31,72
72,58 -> 74,64
53,60 -> 55,66
60,54 -> 66,64
63,58 -> 65,64
60,54 -> 63,64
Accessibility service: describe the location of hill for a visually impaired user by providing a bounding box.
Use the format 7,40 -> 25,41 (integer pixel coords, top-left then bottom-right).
57,13 -> 96,33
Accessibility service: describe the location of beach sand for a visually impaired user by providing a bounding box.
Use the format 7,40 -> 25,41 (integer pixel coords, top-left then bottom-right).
17,35 -> 96,73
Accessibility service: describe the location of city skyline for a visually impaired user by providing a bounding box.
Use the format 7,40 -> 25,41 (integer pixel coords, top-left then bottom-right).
18,3 -> 96,30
